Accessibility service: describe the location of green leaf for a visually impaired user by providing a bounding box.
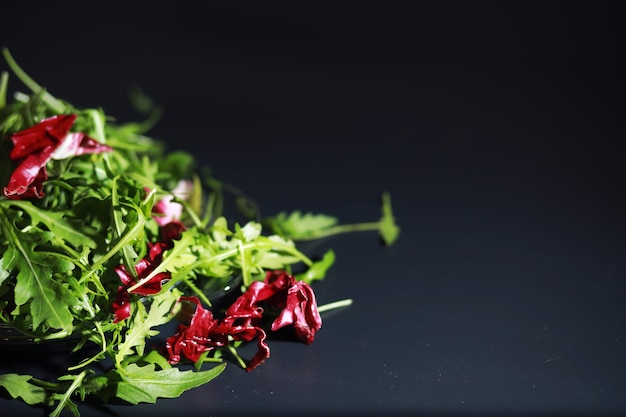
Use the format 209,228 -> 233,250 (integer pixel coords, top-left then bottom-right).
0,374 -> 48,406
1,226 -> 77,333
0,251 -> 12,287
112,362 -> 226,404
125,231 -> 198,293
296,249 -> 336,284
6,200 -> 96,249
115,290 -> 180,365
262,193 -> 400,246
265,210 -> 338,239
49,371 -> 87,417
379,191 -> 400,246
159,150 -> 196,181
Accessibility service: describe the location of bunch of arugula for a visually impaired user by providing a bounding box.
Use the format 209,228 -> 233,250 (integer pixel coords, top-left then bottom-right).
0,48 -> 399,417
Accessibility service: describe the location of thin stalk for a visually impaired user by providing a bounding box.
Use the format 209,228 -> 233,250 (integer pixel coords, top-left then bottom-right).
317,298 -> 353,313
289,221 -> 381,241
2,48 -> 66,113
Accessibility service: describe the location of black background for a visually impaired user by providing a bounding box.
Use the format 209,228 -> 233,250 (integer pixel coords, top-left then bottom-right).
1,1 -> 625,416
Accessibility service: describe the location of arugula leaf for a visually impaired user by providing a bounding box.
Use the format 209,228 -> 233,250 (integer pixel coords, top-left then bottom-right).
263,191 -> 400,246
265,211 -> 338,238
378,191 -> 400,245
106,362 -> 226,405
10,246 -> 75,333
4,200 -> 96,249
115,289 -> 180,365
49,372 -> 87,417
0,216 -> 77,333
0,374 -> 48,405
295,249 -> 335,284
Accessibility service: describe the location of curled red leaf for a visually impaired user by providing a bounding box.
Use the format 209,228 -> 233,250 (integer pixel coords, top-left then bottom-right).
3,114 -> 112,199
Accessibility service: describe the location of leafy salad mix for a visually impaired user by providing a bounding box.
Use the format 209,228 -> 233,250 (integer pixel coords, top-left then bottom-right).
0,47 -> 399,416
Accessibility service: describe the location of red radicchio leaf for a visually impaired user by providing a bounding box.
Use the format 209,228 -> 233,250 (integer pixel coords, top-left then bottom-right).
3,152 -> 50,198
165,296 -> 272,371
51,132 -> 113,159
3,114 -> 112,199
166,296 -> 226,363
114,255 -> 171,297
111,221 -> 185,321
160,221 -> 186,244
8,114 -> 76,159
271,280 -> 321,345
223,323 -> 270,371
112,286 -> 131,323
162,269 -> 320,370
227,270 -> 322,345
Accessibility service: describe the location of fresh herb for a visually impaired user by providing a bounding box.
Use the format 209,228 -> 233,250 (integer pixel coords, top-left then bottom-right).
262,191 -> 400,245
0,47 -> 400,417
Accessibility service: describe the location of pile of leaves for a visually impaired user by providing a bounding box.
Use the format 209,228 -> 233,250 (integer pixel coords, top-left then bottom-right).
0,48 -> 399,417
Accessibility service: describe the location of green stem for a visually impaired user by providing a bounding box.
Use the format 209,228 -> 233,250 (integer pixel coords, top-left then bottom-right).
317,298 -> 353,313
0,70 -> 8,108
88,108 -> 107,143
79,214 -> 145,284
1,47 -> 66,113
67,321 -> 106,371
112,176 -> 140,278
179,197 -> 204,228
180,276 -> 212,307
227,345 -> 247,369
49,370 -> 87,417
289,221 -> 381,241
239,240 -> 251,286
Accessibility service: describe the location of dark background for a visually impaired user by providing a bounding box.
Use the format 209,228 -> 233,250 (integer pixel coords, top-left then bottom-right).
1,1 -> 625,416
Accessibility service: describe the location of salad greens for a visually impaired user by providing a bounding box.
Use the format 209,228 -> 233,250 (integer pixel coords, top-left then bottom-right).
0,47 -> 399,417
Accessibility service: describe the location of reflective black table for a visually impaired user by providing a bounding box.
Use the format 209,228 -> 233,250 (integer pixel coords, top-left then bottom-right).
1,2 -> 625,416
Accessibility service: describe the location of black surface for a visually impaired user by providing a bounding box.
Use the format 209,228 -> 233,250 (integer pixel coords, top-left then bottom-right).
1,1 -> 625,416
